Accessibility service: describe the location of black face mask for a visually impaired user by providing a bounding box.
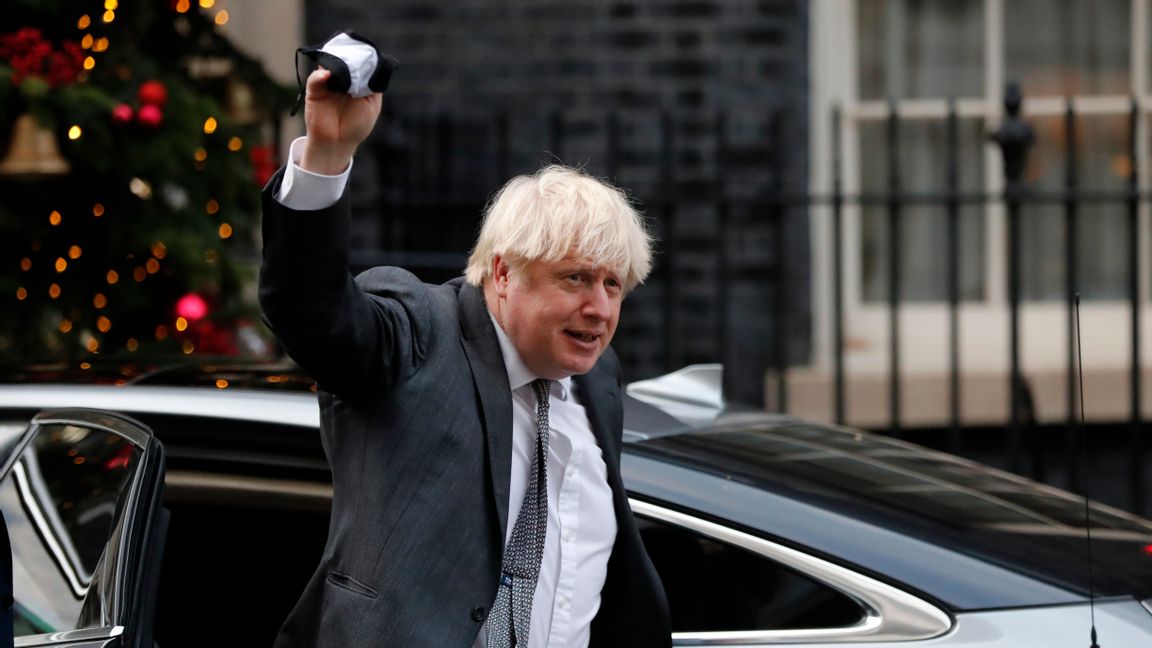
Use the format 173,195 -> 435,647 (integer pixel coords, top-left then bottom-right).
291,31 -> 399,116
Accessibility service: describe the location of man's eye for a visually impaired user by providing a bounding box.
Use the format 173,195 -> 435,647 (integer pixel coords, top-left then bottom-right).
566,273 -> 582,282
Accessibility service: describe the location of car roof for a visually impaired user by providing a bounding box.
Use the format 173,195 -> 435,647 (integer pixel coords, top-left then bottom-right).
628,410 -> 1152,606
0,383 -> 320,429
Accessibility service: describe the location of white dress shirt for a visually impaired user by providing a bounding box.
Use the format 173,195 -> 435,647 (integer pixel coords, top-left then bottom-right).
474,321 -> 616,648
275,138 -> 618,647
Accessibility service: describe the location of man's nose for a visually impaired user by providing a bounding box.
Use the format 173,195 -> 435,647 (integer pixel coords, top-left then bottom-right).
582,283 -> 612,320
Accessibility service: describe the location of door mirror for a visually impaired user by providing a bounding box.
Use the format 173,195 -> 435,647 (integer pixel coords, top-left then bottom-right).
0,409 -> 166,646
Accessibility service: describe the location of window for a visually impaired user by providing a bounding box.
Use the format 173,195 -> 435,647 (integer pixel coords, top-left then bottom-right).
2,422 -> 139,637
814,0 -> 1151,302
806,0 -> 1152,392
637,515 -> 864,634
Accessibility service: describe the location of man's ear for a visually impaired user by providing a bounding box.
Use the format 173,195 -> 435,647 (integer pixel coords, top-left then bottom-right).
492,255 -> 511,298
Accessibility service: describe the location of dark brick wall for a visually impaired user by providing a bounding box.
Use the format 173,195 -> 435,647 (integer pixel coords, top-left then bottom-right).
305,0 -> 810,405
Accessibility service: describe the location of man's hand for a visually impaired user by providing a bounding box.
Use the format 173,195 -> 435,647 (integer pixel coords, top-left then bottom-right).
300,67 -> 382,175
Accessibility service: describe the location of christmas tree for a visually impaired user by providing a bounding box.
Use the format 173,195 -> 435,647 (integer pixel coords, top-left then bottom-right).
0,0 -> 293,364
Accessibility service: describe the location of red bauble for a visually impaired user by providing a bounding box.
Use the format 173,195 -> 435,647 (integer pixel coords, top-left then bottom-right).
137,80 -> 168,107
175,293 -> 209,322
111,103 -> 134,124
137,104 -> 164,128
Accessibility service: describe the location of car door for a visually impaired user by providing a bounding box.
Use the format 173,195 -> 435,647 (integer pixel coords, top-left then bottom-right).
0,409 -> 168,648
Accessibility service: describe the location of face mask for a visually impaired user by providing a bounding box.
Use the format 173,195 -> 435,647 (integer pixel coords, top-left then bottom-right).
291,31 -> 399,115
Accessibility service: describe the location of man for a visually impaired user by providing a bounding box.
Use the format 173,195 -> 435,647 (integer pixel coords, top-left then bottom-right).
260,67 -> 671,647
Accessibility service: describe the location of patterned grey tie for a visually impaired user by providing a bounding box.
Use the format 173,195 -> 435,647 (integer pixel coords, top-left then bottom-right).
486,378 -> 551,647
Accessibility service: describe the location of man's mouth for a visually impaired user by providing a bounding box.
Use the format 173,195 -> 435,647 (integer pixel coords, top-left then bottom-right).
566,330 -> 600,343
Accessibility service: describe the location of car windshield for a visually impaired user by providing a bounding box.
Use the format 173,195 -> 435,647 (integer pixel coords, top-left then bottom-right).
640,413 -> 1152,600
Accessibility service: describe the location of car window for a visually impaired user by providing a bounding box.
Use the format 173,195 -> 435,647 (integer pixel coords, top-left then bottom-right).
637,514 -> 865,633
1,422 -> 139,637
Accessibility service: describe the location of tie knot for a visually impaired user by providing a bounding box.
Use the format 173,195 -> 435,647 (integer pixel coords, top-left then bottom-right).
531,378 -> 551,404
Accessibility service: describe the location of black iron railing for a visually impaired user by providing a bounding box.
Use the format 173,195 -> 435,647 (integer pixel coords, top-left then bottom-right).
360,89 -> 1150,513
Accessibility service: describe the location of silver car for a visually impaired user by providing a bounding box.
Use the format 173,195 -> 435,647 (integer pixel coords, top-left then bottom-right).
0,363 -> 1150,647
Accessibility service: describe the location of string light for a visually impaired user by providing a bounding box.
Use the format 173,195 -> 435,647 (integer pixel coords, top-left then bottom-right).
228,136 -> 243,151
84,56 -> 95,70
175,316 -> 189,332
175,0 -> 190,13
206,199 -> 220,214
78,15 -> 91,29
133,267 -> 147,282
19,258 -> 31,271
103,10 -> 115,23
151,241 -> 167,258
93,203 -> 105,217
129,178 -> 152,199
97,316 -> 111,333
68,126 -> 82,140
200,0 -> 216,8
93,37 -> 109,52
106,269 -> 119,284
215,10 -> 229,25
59,319 -> 73,333
127,338 -> 138,352
203,117 -> 218,134
146,258 -> 160,274
93,293 -> 107,308
68,245 -> 82,259
15,288 -> 27,301
182,340 -> 195,354
218,223 -> 233,239
155,325 -> 169,340
216,379 -> 229,389
55,258 -> 67,273
86,337 -> 99,352
80,362 -> 92,370
194,148 -> 208,162
49,210 -> 62,225
105,0 -> 118,10
49,283 -> 61,299
81,34 -> 94,49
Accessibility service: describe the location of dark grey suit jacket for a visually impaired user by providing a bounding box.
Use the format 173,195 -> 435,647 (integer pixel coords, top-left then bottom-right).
259,170 -> 670,647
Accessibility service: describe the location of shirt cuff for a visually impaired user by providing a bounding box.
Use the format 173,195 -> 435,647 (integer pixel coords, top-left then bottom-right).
273,136 -> 353,211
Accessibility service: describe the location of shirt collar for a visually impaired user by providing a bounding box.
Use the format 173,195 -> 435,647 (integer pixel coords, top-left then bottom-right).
490,314 -> 572,400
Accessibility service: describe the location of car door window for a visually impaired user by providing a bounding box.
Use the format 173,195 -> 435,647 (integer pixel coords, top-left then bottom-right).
638,515 -> 865,633
1,421 -> 139,637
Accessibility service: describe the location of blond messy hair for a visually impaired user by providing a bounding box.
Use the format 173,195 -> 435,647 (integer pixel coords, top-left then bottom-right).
464,165 -> 653,291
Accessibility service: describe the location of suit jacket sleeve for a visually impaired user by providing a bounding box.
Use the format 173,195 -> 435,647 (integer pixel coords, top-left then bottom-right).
259,167 -> 431,398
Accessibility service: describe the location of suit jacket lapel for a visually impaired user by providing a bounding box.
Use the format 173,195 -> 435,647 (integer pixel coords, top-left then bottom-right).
457,281 -> 514,542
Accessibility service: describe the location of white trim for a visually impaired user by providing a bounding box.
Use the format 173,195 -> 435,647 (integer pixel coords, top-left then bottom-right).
852,95 -> 1149,120
850,98 -> 990,120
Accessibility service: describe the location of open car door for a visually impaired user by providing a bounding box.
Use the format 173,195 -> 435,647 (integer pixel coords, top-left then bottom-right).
0,409 -> 168,647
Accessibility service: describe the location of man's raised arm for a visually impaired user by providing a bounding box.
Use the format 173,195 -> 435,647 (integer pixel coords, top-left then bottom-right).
260,66 -> 429,397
